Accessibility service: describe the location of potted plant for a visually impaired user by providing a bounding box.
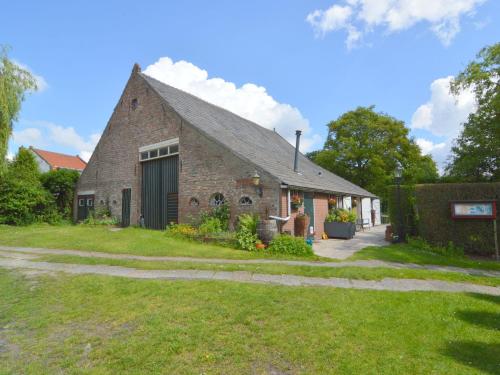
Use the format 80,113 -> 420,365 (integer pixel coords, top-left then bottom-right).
328,197 -> 337,209
291,194 -> 303,210
324,208 -> 356,239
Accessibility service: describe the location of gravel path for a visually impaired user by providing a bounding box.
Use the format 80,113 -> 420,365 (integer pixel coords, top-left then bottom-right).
1,245 -> 499,278
0,257 -> 499,295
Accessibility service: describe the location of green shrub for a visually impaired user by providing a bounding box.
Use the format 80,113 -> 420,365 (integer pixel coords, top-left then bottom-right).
40,169 -> 79,219
82,206 -> 118,225
0,147 -> 58,225
200,203 -> 231,230
325,208 -> 356,223
267,235 -> 313,256
199,217 -> 223,235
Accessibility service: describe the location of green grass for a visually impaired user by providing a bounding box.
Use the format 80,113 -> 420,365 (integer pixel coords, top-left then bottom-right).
1,269 -> 499,374
351,244 -> 500,271
38,254 -> 500,287
0,224 -> 321,260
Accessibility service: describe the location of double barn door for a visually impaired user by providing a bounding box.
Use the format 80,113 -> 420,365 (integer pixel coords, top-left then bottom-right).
141,155 -> 179,229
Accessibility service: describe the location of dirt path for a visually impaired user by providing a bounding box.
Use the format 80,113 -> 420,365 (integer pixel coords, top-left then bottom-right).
0,245 -> 499,278
0,256 -> 499,295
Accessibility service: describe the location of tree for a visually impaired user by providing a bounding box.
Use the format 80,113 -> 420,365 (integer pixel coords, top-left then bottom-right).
310,106 -> 438,200
445,43 -> 500,181
0,46 -> 37,172
0,147 -> 57,225
41,169 -> 80,218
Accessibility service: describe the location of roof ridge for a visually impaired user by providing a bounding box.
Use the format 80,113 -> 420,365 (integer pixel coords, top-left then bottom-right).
32,148 -> 82,159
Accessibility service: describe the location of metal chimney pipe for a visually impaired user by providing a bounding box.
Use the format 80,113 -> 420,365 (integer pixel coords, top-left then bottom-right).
294,130 -> 302,172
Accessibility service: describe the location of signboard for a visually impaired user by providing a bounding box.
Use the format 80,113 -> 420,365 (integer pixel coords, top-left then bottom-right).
451,201 -> 497,219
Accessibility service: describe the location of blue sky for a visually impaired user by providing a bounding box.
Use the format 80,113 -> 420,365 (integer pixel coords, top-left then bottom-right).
3,0 -> 498,169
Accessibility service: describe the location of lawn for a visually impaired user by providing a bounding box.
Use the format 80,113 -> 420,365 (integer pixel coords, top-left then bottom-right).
1,269 -> 499,374
39,254 -> 500,287
351,243 -> 500,271
0,224 -> 321,261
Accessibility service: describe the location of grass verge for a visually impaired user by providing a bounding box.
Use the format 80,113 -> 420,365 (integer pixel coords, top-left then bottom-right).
0,224 -> 321,260
1,269 -> 499,374
37,254 -> 500,287
351,244 -> 500,271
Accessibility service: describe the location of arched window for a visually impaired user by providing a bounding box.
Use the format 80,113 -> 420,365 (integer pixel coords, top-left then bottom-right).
209,193 -> 225,207
239,196 -> 253,206
189,197 -> 199,207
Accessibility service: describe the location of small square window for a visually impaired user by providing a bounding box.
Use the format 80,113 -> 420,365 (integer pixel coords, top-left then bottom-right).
87,199 -> 94,207
78,199 -> 85,207
149,149 -> 158,158
159,147 -> 168,156
140,152 -> 149,160
169,144 -> 179,154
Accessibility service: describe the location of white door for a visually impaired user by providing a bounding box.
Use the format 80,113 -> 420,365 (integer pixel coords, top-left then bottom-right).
361,197 -> 372,226
343,196 -> 352,210
372,199 -> 381,225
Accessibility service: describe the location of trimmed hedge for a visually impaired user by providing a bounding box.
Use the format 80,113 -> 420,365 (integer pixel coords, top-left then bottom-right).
388,182 -> 500,256
387,185 -> 418,240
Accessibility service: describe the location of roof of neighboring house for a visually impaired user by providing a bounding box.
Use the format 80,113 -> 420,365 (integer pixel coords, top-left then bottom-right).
31,148 -> 87,171
140,73 -> 376,198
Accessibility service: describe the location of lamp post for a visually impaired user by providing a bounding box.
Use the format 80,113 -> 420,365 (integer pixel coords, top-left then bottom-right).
394,162 -> 404,243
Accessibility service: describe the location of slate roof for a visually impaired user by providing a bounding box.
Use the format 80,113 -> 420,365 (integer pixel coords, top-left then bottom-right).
140,73 -> 376,198
31,148 -> 87,171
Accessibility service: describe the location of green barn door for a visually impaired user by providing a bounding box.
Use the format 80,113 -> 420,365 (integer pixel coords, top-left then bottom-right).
121,188 -> 131,227
303,192 -> 314,231
141,155 -> 179,229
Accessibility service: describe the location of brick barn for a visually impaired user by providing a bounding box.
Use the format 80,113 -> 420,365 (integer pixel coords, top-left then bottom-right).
75,64 -> 379,238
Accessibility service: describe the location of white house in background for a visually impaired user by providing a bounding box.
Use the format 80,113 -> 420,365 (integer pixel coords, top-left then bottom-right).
29,147 -> 87,173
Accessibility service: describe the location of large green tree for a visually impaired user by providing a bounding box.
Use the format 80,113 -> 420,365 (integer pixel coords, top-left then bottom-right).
445,43 -> 500,181
0,147 -> 57,225
41,169 -> 80,218
309,106 -> 438,199
0,46 -> 37,172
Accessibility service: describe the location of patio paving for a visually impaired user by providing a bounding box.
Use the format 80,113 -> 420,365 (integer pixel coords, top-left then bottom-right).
313,224 -> 387,260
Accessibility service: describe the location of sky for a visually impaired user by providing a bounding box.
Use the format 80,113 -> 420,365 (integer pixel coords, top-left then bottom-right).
2,0 -> 498,171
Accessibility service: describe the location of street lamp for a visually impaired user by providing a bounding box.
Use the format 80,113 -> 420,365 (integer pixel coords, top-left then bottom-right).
394,162 -> 404,243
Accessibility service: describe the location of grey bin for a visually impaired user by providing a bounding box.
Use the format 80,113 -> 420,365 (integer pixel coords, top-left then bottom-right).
324,222 -> 356,239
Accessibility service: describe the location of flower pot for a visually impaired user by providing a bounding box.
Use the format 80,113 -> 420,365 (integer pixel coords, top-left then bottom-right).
255,243 -> 266,250
324,221 -> 355,239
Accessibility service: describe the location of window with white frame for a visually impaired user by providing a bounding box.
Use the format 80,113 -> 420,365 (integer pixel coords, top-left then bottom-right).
139,138 -> 179,162
210,193 -> 225,207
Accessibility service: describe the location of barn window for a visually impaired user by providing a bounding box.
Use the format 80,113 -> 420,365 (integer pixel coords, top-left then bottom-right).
189,197 -> 199,207
209,193 -> 225,207
78,199 -> 85,207
87,198 -> 94,207
131,98 -> 138,110
139,138 -> 179,161
239,196 -> 253,206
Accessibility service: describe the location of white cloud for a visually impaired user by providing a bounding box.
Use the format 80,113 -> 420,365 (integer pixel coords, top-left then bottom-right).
13,61 -> 48,92
10,121 -> 100,161
411,76 -> 476,137
143,57 -> 320,151
306,0 -> 485,47
411,76 -> 476,168
12,127 -> 45,146
416,138 -> 446,155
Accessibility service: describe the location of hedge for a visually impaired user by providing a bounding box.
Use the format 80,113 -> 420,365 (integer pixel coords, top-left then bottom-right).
388,182 -> 500,256
387,185 -> 418,240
